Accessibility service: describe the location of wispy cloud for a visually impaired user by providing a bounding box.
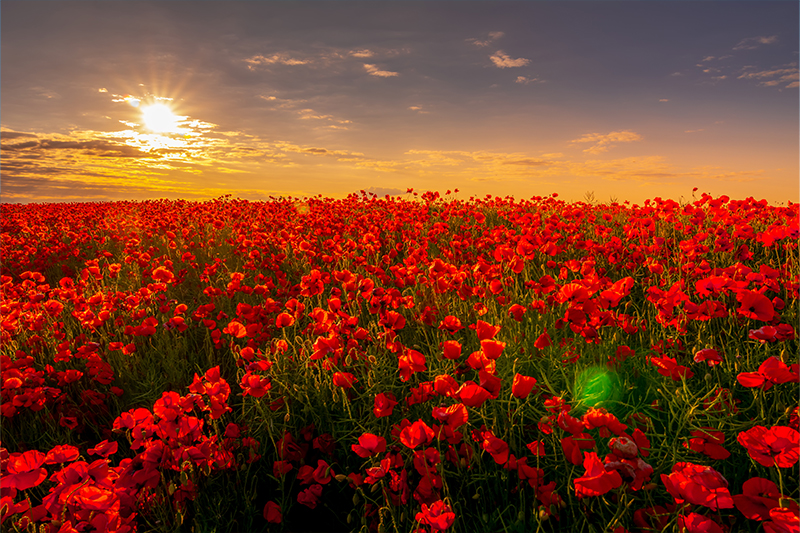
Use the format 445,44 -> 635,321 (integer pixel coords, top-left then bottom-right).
349,49 -> 374,58
737,64 -> 799,88
467,31 -> 505,47
364,64 -> 399,77
569,130 -> 642,154
296,108 -> 352,127
243,53 -> 311,68
489,51 -> 530,68
733,35 -> 778,50
515,76 -> 540,85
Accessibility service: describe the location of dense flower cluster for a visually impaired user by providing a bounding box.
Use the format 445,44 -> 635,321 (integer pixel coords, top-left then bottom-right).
1,191 -> 797,532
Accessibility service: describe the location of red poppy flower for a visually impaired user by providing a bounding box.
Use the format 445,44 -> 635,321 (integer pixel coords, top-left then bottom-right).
297,483 -> 323,509
511,374 -> 537,399
534,330 -> 552,350
44,444 -> 79,464
87,440 -> 118,458
351,433 -> 387,458
684,428 -> 730,460
223,320 -> 247,338
434,374 -> 459,397
479,339 -> 505,360
475,320 -> 501,341
398,349 -> 427,382
441,340 -> 462,360
526,440 -> 545,456
737,357 -> 799,391
737,426 -> 799,468
693,349 -> 722,366
561,432 -> 597,465
456,381 -> 492,408
431,403 -> 468,430
508,304 -> 526,321
608,436 -> 639,459
764,506 -> 800,533
749,326 -> 778,343
733,477 -> 783,521
438,315 -> 463,334
416,500 -> 456,531
332,372 -> 357,389
573,451 -> 622,498
373,392 -> 398,418
312,459 -> 333,484
650,355 -> 694,381
399,420 -> 435,449
263,501 -> 282,523
480,430 -> 509,465
736,290 -> 775,321
582,407 -> 628,437
275,312 -> 295,328
240,373 -> 271,397
557,411 -> 586,435
1,450 -> 47,490
660,462 -> 734,510
678,513 -> 724,533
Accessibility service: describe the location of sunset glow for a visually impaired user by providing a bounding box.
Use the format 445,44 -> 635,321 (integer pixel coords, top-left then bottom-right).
1,1 -> 797,204
140,104 -> 181,134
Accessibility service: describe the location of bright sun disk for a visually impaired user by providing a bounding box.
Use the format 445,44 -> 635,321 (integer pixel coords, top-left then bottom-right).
141,104 -> 180,133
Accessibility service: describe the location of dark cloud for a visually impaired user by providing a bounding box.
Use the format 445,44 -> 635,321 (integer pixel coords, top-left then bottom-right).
0,131 -> 39,140
502,159 -> 549,166
2,137 -> 150,158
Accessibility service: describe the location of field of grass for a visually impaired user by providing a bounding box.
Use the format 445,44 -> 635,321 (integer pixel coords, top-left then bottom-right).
1,191 -> 798,533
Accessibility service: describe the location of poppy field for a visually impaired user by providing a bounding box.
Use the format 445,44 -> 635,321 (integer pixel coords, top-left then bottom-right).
1,190 -> 798,533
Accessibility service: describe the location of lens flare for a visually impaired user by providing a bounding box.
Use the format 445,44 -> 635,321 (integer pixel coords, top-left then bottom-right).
574,366 -> 619,409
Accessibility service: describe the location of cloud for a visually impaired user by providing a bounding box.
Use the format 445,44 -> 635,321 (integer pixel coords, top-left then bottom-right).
296,108 -> 352,128
502,158 -> 549,166
363,64 -> 399,77
243,53 -> 311,69
737,65 -> 799,88
467,31 -> 504,47
408,106 -> 428,114
515,76 -> 540,85
684,129 -> 705,133
566,157 -> 766,184
1,129 -> 39,140
659,99 -> 669,102
276,141 -> 363,158
490,51 -> 530,68
31,87 -> 61,100
569,130 -> 643,154
2,135 -> 151,158
733,35 -> 778,50
350,49 -> 374,58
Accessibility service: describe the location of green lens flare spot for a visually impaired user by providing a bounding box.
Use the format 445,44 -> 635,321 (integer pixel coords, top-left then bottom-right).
574,366 -> 619,409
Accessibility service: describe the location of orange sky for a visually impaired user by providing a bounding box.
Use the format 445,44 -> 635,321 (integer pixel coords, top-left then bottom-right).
2,1 -> 798,205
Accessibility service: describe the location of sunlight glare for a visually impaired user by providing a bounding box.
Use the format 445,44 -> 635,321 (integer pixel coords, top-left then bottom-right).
141,104 -> 180,133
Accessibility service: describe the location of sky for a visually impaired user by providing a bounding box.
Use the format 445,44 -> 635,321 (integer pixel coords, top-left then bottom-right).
1,1 -> 798,205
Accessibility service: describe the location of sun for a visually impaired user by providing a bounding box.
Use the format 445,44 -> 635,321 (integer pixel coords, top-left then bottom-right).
140,103 -> 181,133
